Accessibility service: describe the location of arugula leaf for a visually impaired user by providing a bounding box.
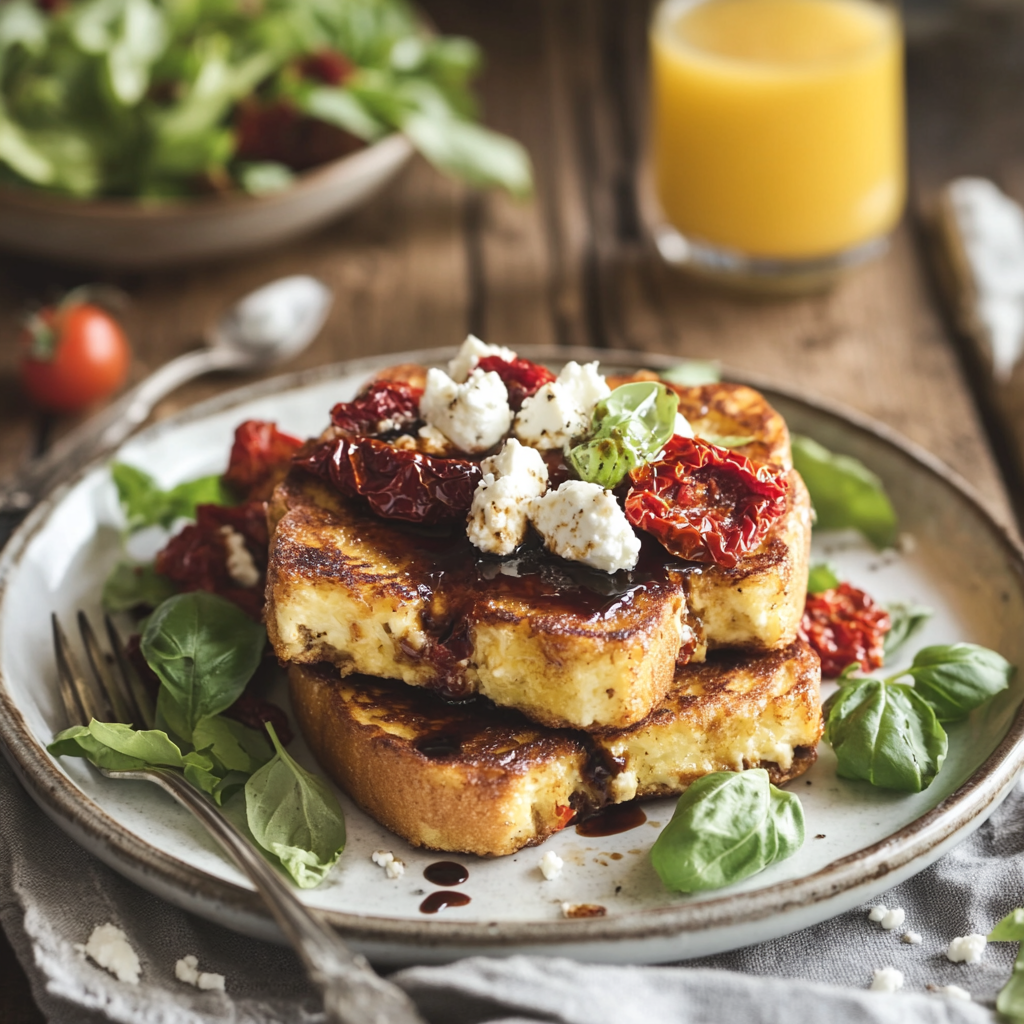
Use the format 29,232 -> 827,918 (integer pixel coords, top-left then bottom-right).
569,382 -> 679,489
300,86 -> 387,141
141,592 -> 265,740
823,678 -> 947,792
790,435 -> 898,549
990,910 -> 1024,1021
402,113 -> 533,199
112,462 -> 232,532
101,560 -> 177,612
887,643 -> 1014,722
245,724 -> 346,889
883,602 -> 933,659
660,361 -> 720,387
236,161 -> 294,196
650,769 -> 804,893
807,562 -> 841,594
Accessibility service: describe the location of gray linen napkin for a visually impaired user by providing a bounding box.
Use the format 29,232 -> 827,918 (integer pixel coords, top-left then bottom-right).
1,752 -> 1019,1024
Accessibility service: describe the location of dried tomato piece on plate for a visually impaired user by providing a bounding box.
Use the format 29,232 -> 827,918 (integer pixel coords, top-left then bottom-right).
223,420 -> 303,501
624,436 -> 788,569
155,501 -> 269,620
330,380 -> 424,436
298,436 -> 482,525
475,355 -> 555,410
800,582 -> 892,678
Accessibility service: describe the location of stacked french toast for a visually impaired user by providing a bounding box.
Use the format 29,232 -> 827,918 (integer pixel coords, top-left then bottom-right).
264,341 -> 822,856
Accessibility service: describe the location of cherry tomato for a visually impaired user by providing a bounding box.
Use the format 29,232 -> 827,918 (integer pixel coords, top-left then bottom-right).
20,299 -> 131,413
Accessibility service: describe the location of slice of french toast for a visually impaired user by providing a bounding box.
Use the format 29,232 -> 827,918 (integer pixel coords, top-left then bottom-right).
288,641 -> 822,857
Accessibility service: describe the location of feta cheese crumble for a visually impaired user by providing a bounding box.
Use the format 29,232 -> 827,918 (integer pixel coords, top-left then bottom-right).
371,849 -> 405,879
420,367 -> 511,454
947,934 -> 987,964
514,361 -> 610,450
870,967 -> 904,993
175,954 -> 226,992
78,923 -> 141,985
528,480 -> 641,573
609,770 -> 639,803
902,931 -> 923,945
868,905 -> 888,923
467,439 -> 549,556
220,526 -> 260,588
881,907 -> 906,931
539,850 -> 563,881
931,985 -> 971,1001
447,334 -> 516,382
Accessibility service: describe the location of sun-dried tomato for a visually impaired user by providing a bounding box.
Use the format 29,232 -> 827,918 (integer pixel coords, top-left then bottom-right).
554,804 -> 576,830
155,501 -> 269,620
298,436 -> 482,525
799,582 -> 892,678
330,380 -> 424,436
223,420 -> 303,501
298,50 -> 355,86
476,355 -> 556,410
624,436 -> 788,569
224,692 -> 294,745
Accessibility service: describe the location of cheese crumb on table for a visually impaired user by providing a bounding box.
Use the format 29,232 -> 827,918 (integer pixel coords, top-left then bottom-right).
467,439 -> 549,556
867,905 -> 888,923
528,480 -> 640,573
420,367 -> 512,453
539,850 -> 563,881
447,335 -> 516,382
881,907 -> 906,931
371,849 -> 405,879
932,985 -> 971,1001
870,967 -> 904,992
902,931 -> 923,945
78,924 -> 141,985
947,934 -> 987,963
175,954 -> 226,992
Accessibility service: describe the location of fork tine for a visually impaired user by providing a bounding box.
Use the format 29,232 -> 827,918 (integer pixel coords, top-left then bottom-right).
77,611 -> 126,724
104,614 -> 155,730
52,614 -> 106,726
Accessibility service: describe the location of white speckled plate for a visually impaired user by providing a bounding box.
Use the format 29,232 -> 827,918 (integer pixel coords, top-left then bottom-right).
2,346 -> 1023,967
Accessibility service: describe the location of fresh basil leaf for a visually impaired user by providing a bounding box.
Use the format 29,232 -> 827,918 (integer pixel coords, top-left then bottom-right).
883,602 -> 934,659
141,592 -> 265,741
890,643 -> 1014,722
0,1 -> 46,55
245,724 -> 346,889
991,909 -> 1024,943
236,161 -> 294,196
660,361 -> 720,386
102,560 -> 177,612
193,715 -> 273,775
47,725 -> 147,772
112,462 -> 232,532
569,382 -> 679,489
698,433 -> 756,449
823,679 -> 947,792
402,113 -> 533,199
807,562 -> 841,594
87,720 -> 186,766
790,435 -> 898,549
650,769 -> 804,893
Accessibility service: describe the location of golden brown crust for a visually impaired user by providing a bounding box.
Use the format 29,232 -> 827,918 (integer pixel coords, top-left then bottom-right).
289,641 -> 822,856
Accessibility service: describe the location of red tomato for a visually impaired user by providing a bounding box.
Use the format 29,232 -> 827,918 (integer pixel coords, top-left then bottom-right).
20,301 -> 131,413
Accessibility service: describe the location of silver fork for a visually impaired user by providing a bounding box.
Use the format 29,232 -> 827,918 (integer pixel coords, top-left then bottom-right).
52,611 -> 425,1024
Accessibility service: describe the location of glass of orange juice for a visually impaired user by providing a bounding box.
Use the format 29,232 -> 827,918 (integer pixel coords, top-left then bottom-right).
649,0 -> 906,292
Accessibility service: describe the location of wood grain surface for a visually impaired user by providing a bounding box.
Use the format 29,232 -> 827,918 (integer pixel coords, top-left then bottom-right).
0,2 -> 1020,1020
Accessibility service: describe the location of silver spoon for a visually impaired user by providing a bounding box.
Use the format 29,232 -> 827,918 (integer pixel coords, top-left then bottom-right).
0,275 -> 332,514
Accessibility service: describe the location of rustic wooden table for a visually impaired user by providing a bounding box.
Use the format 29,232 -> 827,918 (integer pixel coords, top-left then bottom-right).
2,2 -> 1022,1020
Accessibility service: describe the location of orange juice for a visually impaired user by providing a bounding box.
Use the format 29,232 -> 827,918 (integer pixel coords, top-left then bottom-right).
651,0 -> 905,261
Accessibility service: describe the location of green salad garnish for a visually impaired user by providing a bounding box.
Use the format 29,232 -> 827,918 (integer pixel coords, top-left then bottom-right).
0,0 -> 533,199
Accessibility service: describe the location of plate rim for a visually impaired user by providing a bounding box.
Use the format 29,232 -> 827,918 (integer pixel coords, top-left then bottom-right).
2,344 -> 1024,949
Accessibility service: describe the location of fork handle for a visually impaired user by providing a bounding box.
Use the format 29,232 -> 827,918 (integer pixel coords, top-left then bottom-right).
136,767 -> 425,1024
